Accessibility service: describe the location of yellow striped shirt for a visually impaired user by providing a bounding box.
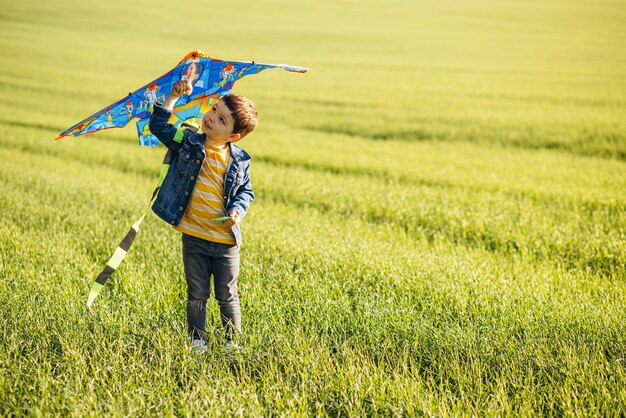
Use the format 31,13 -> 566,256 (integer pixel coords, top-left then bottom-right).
173,143 -> 236,245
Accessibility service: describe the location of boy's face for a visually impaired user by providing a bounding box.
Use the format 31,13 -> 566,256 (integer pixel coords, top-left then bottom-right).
201,100 -> 239,142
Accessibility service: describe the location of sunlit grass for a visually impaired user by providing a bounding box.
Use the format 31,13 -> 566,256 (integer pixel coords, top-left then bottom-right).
1,0 -> 625,415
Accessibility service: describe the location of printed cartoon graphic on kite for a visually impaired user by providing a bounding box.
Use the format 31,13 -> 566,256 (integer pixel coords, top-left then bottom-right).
119,100 -> 134,122
214,63 -> 249,88
66,118 -> 94,136
139,83 -> 165,112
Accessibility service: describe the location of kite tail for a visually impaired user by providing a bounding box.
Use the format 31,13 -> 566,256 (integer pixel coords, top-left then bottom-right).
87,149 -> 174,308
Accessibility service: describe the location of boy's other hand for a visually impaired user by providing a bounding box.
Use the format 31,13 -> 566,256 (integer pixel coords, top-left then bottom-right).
171,80 -> 193,98
225,210 -> 241,228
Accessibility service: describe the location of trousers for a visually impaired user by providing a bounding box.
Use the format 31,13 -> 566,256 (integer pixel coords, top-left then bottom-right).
181,233 -> 241,341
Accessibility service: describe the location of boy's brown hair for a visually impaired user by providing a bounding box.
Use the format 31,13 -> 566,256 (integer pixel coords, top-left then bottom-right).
222,94 -> 258,139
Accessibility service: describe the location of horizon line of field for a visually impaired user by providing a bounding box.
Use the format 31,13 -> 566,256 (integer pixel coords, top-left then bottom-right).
1,144 -> 623,280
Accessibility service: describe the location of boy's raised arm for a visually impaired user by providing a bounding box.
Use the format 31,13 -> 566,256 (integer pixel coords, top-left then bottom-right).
149,80 -> 193,151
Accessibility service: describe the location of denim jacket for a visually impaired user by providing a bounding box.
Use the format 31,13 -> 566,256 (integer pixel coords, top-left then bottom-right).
149,104 -> 254,246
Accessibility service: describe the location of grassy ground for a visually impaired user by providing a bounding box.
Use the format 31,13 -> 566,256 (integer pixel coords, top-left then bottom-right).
0,0 -> 625,415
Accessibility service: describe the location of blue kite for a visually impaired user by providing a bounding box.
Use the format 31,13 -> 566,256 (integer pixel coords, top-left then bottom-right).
56,51 -> 307,145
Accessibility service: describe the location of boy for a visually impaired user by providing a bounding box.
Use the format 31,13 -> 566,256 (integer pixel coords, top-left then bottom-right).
149,80 -> 257,354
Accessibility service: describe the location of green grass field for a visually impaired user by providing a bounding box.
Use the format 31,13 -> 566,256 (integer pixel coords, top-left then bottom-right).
1,0 -> 625,415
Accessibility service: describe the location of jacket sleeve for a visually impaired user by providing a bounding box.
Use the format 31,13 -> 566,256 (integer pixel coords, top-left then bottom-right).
229,162 -> 255,220
149,104 -> 185,151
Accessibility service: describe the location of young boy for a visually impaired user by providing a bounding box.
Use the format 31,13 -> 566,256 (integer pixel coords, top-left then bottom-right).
149,80 -> 257,353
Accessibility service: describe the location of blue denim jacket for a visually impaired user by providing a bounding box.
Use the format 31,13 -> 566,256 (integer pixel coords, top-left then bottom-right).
149,104 -> 254,246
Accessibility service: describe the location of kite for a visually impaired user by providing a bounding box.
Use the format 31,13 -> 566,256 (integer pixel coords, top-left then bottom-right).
56,50 -> 307,145
55,51 -> 307,307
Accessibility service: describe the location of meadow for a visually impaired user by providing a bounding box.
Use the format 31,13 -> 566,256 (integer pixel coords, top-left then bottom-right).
0,0 -> 625,415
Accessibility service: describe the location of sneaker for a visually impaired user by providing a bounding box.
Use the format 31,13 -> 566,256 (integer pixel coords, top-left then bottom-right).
191,339 -> 207,354
224,340 -> 241,356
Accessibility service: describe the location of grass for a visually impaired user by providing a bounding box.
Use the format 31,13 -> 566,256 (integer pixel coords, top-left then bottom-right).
0,0 -> 625,415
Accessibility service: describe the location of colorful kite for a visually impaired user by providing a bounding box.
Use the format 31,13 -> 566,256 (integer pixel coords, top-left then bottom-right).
55,51 -> 307,307
56,51 -> 307,145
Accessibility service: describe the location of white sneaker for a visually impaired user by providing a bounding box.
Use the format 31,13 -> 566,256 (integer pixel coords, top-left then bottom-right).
224,340 -> 241,356
191,339 -> 207,354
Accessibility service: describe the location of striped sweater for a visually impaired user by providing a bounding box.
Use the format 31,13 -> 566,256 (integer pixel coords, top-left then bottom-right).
173,142 -> 236,244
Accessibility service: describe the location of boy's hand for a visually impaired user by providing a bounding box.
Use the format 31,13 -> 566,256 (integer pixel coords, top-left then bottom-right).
162,80 -> 192,110
170,80 -> 193,98
224,210 -> 241,228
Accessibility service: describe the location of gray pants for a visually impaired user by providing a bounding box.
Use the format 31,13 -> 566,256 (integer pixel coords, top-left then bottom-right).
181,234 -> 241,341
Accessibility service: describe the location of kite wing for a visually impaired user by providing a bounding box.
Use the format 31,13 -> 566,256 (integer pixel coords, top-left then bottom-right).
56,51 -> 307,146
